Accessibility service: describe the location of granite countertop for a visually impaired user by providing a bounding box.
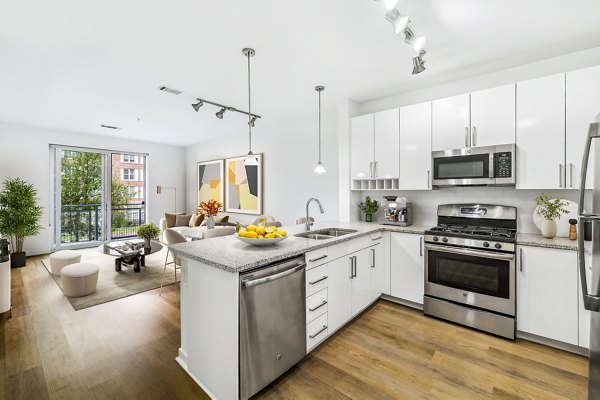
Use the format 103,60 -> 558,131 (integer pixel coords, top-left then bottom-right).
169,221 -> 430,273
516,233 -> 590,252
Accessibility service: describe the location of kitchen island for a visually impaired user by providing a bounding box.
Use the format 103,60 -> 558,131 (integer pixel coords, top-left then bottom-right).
169,221 -> 425,400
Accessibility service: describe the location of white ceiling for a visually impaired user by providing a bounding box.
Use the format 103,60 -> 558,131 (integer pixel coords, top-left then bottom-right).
1,0 -> 599,146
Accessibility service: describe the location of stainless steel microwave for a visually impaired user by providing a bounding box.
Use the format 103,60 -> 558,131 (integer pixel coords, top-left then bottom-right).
431,144 -> 516,187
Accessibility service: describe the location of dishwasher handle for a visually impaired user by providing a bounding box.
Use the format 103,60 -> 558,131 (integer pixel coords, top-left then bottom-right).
242,263 -> 306,288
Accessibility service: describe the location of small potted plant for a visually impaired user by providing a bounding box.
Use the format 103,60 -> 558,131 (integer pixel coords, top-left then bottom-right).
137,223 -> 160,249
196,200 -> 222,229
534,193 -> 568,239
0,177 -> 44,268
358,196 -> 379,223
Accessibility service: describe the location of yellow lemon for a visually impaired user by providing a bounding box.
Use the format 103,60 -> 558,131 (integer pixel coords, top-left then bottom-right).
278,230 -> 287,237
238,231 -> 246,238
246,225 -> 257,232
256,226 -> 266,236
245,231 -> 258,238
265,233 -> 275,239
258,235 -> 264,239
265,227 -> 274,233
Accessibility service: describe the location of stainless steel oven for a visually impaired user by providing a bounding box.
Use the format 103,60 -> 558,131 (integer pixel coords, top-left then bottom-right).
431,143 -> 515,187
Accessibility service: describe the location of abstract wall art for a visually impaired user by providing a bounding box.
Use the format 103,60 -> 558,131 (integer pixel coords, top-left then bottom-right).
225,154 -> 263,215
197,159 -> 224,206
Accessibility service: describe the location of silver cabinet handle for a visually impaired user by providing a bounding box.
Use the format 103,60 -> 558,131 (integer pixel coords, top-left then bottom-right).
372,236 -> 383,241
371,248 -> 375,268
309,325 -> 327,339
369,162 -> 373,178
353,256 -> 357,277
420,237 -> 423,257
570,163 -> 574,188
427,170 -> 431,189
374,161 -> 378,178
243,263 -> 306,287
519,248 -> 523,272
558,164 -> 564,188
349,257 -> 354,279
472,126 -> 477,147
308,254 -> 327,263
465,127 -> 469,147
309,300 -> 327,312
308,276 -> 327,285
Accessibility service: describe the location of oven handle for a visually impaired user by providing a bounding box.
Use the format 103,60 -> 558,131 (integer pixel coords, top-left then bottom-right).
424,243 -> 515,261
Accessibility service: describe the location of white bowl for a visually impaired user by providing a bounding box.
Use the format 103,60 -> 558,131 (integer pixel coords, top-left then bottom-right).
235,235 -> 287,246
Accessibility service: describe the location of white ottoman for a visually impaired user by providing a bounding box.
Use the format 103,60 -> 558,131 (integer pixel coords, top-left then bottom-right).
60,262 -> 99,297
49,250 -> 82,276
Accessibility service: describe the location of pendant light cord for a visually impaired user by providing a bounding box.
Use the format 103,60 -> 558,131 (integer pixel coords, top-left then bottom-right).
318,89 -> 322,163
247,51 -> 252,154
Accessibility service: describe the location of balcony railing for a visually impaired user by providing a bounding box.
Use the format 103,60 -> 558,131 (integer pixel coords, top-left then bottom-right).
61,203 -> 145,243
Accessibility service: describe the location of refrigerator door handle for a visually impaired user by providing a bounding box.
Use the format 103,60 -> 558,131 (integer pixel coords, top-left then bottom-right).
577,122 -> 600,312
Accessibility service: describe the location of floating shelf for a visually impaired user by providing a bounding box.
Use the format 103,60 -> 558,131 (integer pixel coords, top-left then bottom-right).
351,179 -> 399,191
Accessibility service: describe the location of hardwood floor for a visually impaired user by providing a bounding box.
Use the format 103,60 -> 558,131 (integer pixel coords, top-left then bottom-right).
1,255 -> 589,399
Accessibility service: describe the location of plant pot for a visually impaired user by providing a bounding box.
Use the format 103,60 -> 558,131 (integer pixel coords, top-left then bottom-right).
365,213 -> 373,223
143,237 -> 152,249
541,219 -> 557,239
10,252 -> 26,268
206,216 -> 215,230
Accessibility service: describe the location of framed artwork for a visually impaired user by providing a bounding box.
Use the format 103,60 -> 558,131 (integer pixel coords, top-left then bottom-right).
197,159 -> 224,207
225,154 -> 263,215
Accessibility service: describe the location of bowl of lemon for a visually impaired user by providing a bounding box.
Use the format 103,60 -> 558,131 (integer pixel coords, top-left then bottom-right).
236,224 -> 288,246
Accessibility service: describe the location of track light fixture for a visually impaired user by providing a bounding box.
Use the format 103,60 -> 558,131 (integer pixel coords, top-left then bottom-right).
383,0 -> 398,11
248,116 -> 257,127
190,98 -> 261,122
191,100 -> 204,111
385,9 -> 410,34
412,53 -> 426,75
216,108 -> 226,119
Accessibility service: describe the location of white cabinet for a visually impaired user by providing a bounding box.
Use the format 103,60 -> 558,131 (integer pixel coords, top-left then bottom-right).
567,65 -> 600,190
351,248 -> 373,315
350,109 -> 399,179
432,93 -> 470,151
470,84 -> 516,147
516,74 -> 566,189
399,101 -> 432,190
390,233 -> 424,305
327,255 -> 353,334
517,246 -> 578,345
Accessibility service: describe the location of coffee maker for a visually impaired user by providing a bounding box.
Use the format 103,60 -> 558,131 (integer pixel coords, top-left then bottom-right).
380,196 -> 412,226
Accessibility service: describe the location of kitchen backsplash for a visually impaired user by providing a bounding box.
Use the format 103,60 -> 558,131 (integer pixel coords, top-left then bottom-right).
351,187 -> 592,234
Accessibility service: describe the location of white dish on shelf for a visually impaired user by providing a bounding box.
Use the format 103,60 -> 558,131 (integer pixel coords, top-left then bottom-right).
532,199 -> 578,238
236,235 -> 287,246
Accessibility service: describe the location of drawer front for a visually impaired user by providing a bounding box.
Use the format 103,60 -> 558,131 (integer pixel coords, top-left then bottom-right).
306,288 -> 328,324
306,312 -> 328,352
370,231 -> 385,243
328,235 -> 371,261
306,263 -> 328,297
305,247 -> 329,270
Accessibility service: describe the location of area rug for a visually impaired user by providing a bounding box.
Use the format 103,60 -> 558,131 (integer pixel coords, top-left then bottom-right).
41,246 -> 177,310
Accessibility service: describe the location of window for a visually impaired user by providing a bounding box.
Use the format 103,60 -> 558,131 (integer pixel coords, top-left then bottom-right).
122,154 -> 137,163
127,186 -> 144,198
122,168 -> 135,180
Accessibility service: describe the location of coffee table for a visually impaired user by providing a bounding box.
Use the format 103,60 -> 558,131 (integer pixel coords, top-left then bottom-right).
98,241 -> 163,273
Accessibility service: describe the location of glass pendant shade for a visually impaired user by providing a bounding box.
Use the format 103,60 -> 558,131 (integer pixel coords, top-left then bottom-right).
244,152 -> 259,166
314,162 -> 326,174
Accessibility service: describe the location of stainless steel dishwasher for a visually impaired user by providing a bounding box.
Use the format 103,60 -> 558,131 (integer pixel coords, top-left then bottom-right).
239,255 -> 306,400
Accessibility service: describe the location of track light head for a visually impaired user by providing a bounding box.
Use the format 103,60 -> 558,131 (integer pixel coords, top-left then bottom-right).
413,35 -> 427,53
383,0 -> 398,11
248,116 -> 257,127
191,100 -> 204,112
385,9 -> 410,34
412,55 -> 426,75
216,108 -> 226,119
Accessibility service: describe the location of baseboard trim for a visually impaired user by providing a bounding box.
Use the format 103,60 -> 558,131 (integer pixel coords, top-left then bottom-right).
380,294 -> 423,311
517,331 -> 589,357
175,354 -> 218,400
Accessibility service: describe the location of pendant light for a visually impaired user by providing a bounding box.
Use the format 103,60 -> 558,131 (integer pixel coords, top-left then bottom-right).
243,48 -> 259,166
314,85 -> 326,174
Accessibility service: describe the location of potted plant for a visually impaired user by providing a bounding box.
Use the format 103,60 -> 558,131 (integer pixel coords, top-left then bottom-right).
534,193 -> 568,239
137,223 -> 160,249
196,200 -> 222,229
358,196 -> 379,222
0,177 -> 43,268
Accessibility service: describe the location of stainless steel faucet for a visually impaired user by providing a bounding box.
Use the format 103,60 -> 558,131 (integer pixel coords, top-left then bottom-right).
305,198 -> 324,231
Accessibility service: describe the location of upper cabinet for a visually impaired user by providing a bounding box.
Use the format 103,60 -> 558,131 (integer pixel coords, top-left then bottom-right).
566,65 -> 600,190
432,93 -> 470,151
470,84 -> 516,147
350,109 -> 399,179
399,101 -> 432,190
516,74 -> 566,190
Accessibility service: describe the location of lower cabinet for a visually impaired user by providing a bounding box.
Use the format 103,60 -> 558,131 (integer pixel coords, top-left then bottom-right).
328,255 -> 353,333
517,246 -> 579,346
390,232 -> 424,305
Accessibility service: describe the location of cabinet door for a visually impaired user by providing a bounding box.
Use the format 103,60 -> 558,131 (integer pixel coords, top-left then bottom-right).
390,233 -> 424,305
517,246 -> 578,345
470,84 -> 516,147
516,74 -> 566,189
432,93 -> 470,151
327,256 -> 353,334
350,114 -> 374,179
369,242 -> 385,300
578,250 -> 592,349
567,65 -> 600,190
351,248 -> 374,315
374,108 -> 400,179
399,102 -> 432,190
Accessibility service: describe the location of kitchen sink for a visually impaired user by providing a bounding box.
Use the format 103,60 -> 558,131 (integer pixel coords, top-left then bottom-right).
295,228 -> 357,240
295,233 -> 335,240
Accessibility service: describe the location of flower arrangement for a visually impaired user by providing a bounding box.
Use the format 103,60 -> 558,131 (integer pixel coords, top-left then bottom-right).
357,196 -> 379,222
137,223 -> 160,240
534,193 -> 568,221
196,199 -> 222,217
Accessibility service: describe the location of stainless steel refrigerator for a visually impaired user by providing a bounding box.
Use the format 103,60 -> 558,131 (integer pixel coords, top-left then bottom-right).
578,113 -> 600,399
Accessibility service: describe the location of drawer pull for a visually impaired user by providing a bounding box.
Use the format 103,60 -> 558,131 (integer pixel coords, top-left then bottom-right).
308,276 -> 328,285
372,236 -> 383,241
309,300 -> 328,312
309,325 -> 327,339
308,254 -> 327,262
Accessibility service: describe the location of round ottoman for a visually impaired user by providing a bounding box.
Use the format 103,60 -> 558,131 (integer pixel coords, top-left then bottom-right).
60,263 -> 99,297
49,250 -> 82,276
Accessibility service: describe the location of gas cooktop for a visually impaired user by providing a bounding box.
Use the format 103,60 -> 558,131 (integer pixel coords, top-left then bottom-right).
427,224 -> 516,240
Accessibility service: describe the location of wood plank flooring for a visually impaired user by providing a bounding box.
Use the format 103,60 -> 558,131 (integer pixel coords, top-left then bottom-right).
1,255 -> 589,399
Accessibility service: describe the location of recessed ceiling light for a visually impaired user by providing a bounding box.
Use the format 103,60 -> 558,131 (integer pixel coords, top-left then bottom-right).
158,86 -> 182,95
100,124 -> 121,130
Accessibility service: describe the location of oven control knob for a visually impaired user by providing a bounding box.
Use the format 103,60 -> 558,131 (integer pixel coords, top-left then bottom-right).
483,241 -> 490,248
494,243 -> 502,249
442,237 -> 448,243
433,236 -> 439,242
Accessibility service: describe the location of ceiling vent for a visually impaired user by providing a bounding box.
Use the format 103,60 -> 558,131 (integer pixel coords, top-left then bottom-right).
100,124 -> 121,130
158,86 -> 182,95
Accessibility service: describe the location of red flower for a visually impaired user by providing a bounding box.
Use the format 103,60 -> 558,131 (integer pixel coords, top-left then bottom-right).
196,200 -> 222,217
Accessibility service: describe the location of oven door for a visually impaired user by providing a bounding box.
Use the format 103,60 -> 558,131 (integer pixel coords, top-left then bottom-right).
432,149 -> 494,186
424,243 -> 515,316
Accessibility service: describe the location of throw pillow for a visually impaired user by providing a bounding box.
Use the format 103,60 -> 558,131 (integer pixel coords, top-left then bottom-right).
215,215 -> 230,223
164,212 -> 179,228
175,214 -> 192,227
189,213 -> 205,227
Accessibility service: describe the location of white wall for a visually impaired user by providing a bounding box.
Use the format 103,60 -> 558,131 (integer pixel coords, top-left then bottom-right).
185,111 -> 339,226
0,121 -> 186,255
